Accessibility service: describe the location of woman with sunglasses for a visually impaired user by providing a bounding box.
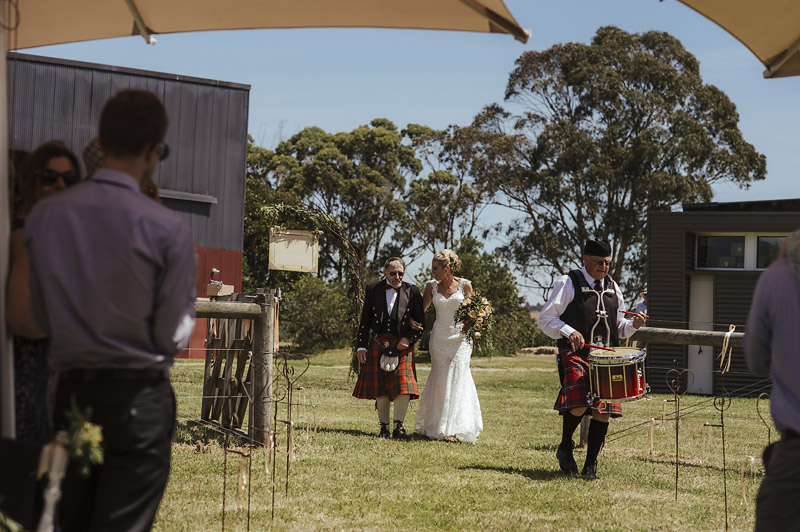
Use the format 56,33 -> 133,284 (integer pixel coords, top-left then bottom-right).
7,140 -> 82,442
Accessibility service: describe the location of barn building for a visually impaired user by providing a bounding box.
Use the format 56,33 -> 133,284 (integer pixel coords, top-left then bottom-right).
8,52 -> 250,357
646,199 -> 800,396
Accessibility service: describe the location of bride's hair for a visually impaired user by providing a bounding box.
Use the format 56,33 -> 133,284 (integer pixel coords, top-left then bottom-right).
433,249 -> 461,272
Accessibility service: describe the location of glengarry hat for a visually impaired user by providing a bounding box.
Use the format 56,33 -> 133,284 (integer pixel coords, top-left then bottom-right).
584,239 -> 612,257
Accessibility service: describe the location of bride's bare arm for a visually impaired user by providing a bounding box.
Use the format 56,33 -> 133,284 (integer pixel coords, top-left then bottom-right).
463,280 -> 474,299
410,282 -> 434,331
422,281 -> 434,311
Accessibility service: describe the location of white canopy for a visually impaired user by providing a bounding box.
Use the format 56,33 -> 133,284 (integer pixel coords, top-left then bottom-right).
677,0 -> 800,78
0,0 -> 529,437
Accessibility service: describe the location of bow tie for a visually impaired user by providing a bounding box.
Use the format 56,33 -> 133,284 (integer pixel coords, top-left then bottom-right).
386,283 -> 398,291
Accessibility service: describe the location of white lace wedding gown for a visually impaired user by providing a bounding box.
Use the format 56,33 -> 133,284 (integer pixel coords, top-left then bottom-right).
414,278 -> 483,443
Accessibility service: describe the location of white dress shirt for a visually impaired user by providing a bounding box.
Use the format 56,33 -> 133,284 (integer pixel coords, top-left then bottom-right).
385,283 -> 398,314
537,267 -> 637,341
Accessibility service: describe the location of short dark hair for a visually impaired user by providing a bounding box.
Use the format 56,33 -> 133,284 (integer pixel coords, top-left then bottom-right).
16,140 -> 81,216
99,89 -> 168,159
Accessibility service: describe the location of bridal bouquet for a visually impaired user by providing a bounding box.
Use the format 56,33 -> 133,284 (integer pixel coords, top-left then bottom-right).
454,291 -> 494,347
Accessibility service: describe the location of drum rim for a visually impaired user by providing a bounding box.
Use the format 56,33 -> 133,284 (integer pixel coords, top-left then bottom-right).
588,348 -> 646,365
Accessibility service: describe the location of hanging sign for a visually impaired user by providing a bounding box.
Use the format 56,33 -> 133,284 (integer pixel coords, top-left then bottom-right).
268,227 -> 321,273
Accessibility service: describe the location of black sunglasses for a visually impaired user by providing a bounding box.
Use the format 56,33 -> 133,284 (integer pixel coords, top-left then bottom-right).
158,142 -> 170,161
39,168 -> 80,186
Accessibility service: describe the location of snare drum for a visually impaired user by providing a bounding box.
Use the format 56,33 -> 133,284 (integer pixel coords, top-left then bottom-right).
587,347 -> 648,401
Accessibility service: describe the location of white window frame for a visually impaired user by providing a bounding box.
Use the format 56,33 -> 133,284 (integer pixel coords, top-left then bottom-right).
695,232 -> 788,271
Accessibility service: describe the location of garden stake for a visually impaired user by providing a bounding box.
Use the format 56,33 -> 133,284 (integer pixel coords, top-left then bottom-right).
757,393 -> 771,446
666,361 -> 693,501
648,418 -> 655,455
236,454 -> 249,509
274,351 -> 310,497
701,422 -> 713,466
740,456 -> 756,504
220,389 -> 255,532
313,404 -> 318,440
710,372 -> 732,531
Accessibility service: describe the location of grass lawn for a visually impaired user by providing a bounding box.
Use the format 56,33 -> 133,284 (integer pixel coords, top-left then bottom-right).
158,349 -> 766,531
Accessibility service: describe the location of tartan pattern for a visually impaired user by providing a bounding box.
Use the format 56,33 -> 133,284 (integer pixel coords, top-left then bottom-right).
554,346 -> 622,418
352,334 -> 419,400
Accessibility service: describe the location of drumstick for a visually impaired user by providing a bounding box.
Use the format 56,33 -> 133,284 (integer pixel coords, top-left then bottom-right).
621,310 -> 650,319
584,343 -> 614,352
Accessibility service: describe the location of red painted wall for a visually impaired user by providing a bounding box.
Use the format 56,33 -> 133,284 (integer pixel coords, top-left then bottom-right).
178,246 -> 244,359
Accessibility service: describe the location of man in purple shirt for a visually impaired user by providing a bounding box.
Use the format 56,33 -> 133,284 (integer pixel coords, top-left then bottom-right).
745,229 -> 800,532
25,89 -> 196,531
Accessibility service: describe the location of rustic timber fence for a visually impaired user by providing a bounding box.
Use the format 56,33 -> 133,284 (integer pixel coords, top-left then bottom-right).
195,290 -> 277,445
629,326 -> 743,349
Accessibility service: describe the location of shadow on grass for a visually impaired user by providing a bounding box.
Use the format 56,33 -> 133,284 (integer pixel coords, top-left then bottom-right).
316,426 -> 377,438
629,453 -> 750,474
316,426 -> 443,443
462,464 -> 564,481
173,417 -> 247,446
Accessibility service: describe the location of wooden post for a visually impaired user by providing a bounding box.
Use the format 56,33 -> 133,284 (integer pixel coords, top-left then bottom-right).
629,327 -> 743,348
250,291 -> 275,445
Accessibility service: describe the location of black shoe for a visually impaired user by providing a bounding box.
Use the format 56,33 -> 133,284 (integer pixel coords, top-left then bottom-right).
556,441 -> 578,475
581,461 -> 598,480
378,422 -> 390,439
392,421 -> 410,441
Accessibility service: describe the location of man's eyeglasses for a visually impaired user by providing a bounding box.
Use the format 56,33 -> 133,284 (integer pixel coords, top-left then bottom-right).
158,143 -> 170,161
39,168 -> 80,187
589,258 -> 612,267
387,271 -> 404,278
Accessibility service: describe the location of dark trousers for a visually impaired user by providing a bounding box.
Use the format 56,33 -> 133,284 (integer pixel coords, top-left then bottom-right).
755,433 -> 800,532
55,377 -> 176,532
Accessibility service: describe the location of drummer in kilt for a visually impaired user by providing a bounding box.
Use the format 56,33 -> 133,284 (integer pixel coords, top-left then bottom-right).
538,240 -> 647,479
353,257 -> 425,441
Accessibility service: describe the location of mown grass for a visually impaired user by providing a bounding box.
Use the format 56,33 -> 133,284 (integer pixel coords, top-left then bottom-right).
158,349 -> 766,531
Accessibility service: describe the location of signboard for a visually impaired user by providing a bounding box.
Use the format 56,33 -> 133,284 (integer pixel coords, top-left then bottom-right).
268,227 -> 321,273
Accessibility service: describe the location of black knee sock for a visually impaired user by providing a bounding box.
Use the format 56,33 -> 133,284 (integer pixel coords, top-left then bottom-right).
560,412 -> 583,448
584,419 -> 609,467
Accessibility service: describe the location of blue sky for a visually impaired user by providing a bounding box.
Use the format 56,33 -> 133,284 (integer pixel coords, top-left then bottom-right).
26,0 -> 800,300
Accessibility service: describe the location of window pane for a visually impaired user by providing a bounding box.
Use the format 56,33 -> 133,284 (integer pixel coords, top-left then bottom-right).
697,236 -> 745,269
757,236 -> 783,269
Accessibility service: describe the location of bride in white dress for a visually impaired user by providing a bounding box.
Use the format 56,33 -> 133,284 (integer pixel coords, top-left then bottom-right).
413,249 -> 483,443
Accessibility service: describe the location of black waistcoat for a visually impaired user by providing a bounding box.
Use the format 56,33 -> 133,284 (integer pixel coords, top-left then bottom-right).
556,269 -> 620,350
379,289 -> 400,336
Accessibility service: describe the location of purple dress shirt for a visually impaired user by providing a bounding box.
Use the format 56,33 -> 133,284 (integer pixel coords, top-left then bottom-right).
745,257 -> 800,435
24,168 -> 196,371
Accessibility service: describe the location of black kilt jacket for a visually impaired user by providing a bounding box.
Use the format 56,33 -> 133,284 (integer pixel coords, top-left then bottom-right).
357,279 -> 425,350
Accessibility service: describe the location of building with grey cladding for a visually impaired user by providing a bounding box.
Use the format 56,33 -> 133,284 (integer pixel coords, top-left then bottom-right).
646,199 -> 800,396
7,52 -> 250,356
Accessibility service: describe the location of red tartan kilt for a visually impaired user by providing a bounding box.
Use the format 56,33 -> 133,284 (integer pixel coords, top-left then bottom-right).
555,347 -> 622,418
353,335 -> 419,400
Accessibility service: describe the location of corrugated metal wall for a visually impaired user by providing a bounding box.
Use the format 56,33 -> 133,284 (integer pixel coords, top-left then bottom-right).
648,210 -> 800,396
647,211 -> 689,394
7,52 -> 249,253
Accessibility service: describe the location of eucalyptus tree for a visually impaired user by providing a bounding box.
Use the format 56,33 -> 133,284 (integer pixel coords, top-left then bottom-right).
474,26 -> 766,298
403,124 -> 496,257
273,119 -> 422,280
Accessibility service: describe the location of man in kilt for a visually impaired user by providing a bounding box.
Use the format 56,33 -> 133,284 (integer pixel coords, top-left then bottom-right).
353,257 -> 425,440
538,240 -> 647,479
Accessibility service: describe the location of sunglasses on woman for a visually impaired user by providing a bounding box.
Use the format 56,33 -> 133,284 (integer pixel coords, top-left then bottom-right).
39,168 -> 80,186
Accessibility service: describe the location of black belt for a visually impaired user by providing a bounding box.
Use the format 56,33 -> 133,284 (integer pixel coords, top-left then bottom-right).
60,368 -> 167,383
